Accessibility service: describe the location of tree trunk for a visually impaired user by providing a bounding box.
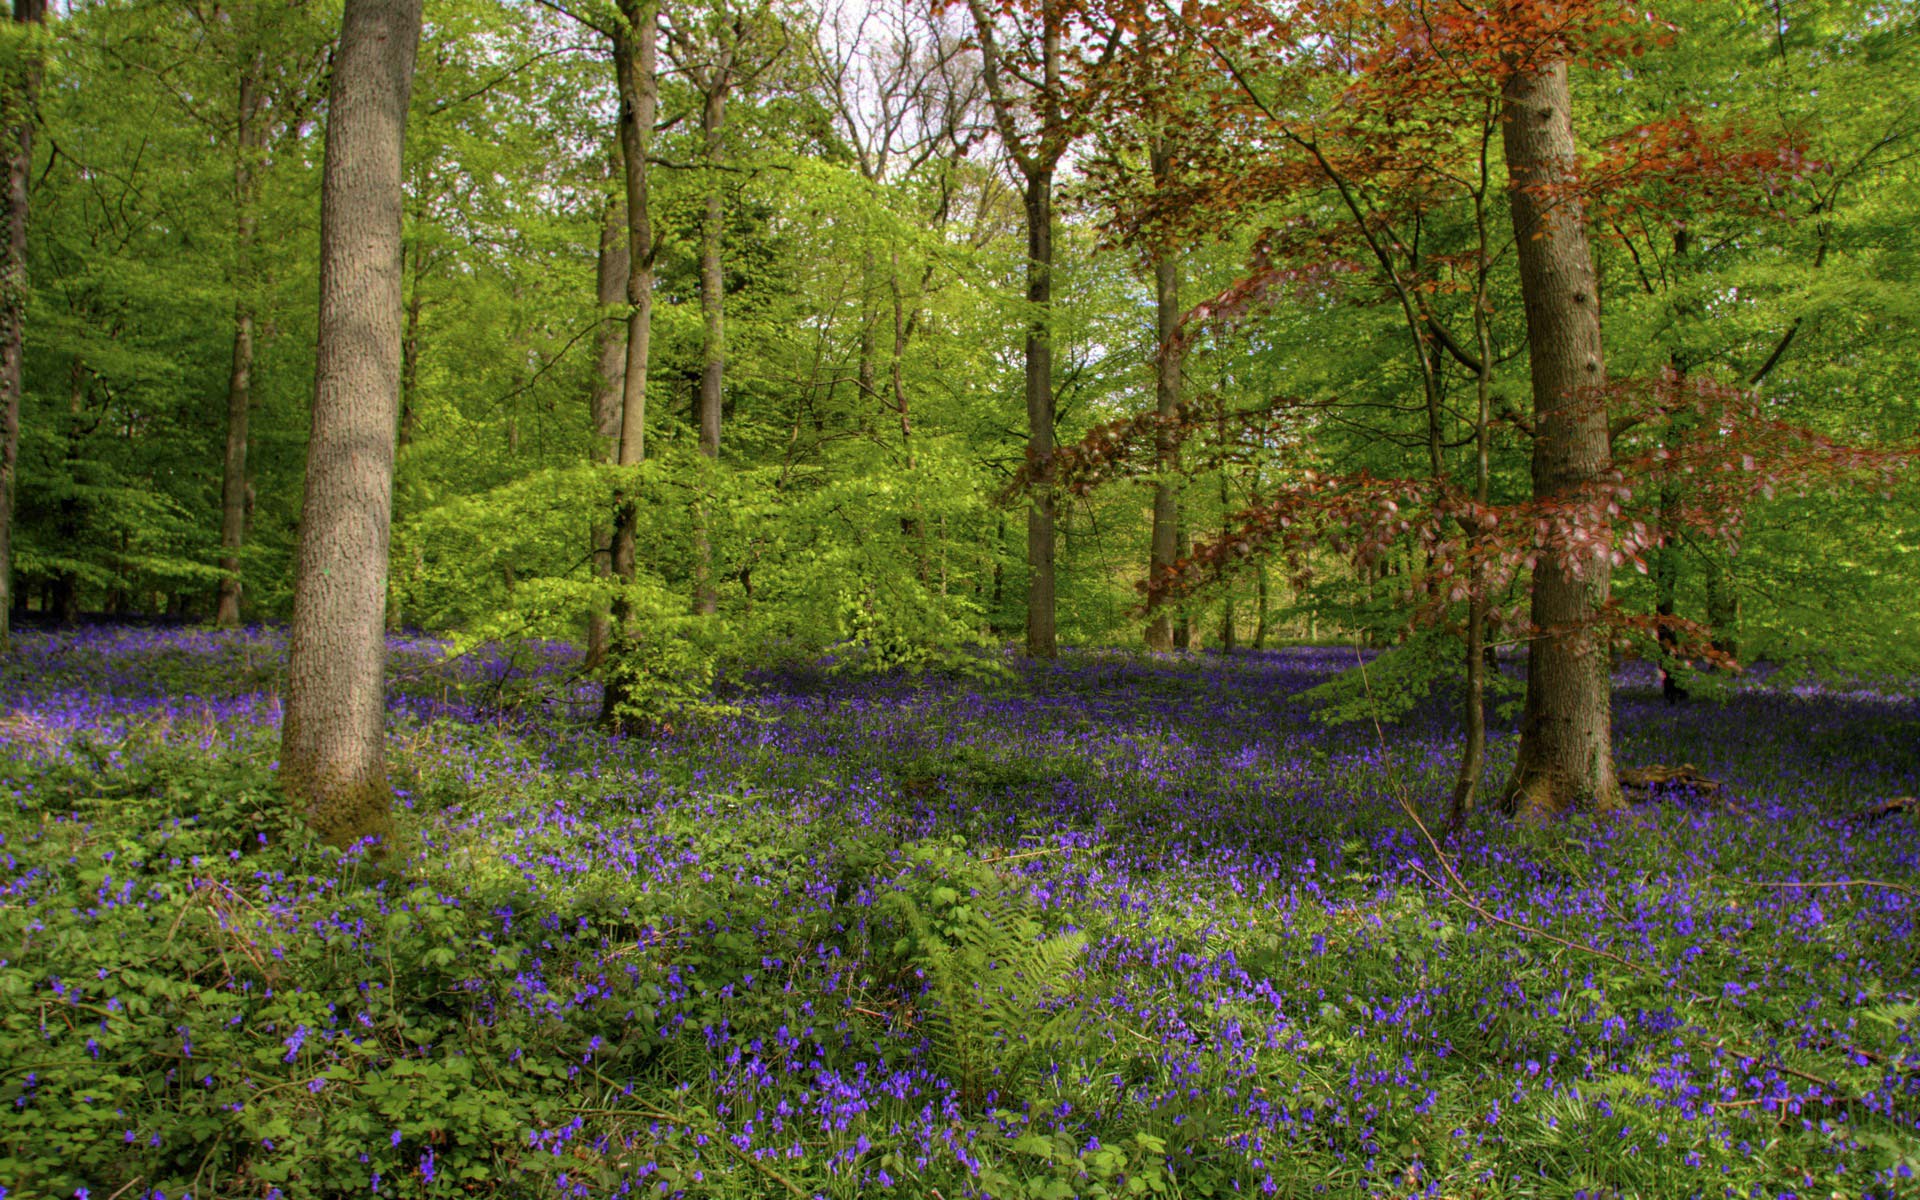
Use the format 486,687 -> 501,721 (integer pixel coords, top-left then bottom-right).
1172,512 -> 1191,650
1253,563 -> 1269,649
1653,473 -> 1687,702
0,0 -> 44,654
1023,170 -> 1056,657
1499,60 -> 1622,823
890,255 -> 927,576
692,77 -> 725,617
280,0 -> 422,852
586,182 -> 628,670
1704,545 -> 1738,661
601,0 -> 657,724
1447,181 -> 1499,829
1144,209 -> 1181,652
217,64 -> 266,627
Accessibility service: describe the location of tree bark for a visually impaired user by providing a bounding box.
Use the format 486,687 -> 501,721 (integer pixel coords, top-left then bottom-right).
1144,207 -> 1181,652
586,181 -> 628,670
607,0 -> 656,572
1022,170 -> 1056,657
217,63 -> 267,627
0,0 -> 44,654
1499,60 -> 1622,822
281,0 -> 422,851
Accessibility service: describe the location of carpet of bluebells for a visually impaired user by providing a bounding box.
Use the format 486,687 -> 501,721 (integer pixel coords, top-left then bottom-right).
3,625 -> 1918,1200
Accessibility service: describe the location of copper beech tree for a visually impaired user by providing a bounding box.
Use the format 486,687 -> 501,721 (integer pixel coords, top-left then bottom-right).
1030,0 -> 1915,823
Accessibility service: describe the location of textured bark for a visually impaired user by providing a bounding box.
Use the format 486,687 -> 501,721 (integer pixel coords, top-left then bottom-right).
1499,60 -> 1622,823
217,64 -> 267,627
0,0 -> 44,653
1144,207 -> 1181,652
281,0 -> 422,851
1022,170 -> 1056,658
586,185 -> 628,671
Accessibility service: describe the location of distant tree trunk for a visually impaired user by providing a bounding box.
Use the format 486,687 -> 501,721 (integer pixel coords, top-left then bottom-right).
692,75 -> 726,617
280,0 -> 422,851
890,255 -> 928,576
217,63 -> 267,627
396,224 -> 425,449
1653,417 -> 1690,702
586,182 -> 628,670
1499,60 -> 1622,822
1253,564 -> 1269,649
0,0 -> 44,654
1447,183 -> 1499,829
1654,232 -> 1698,703
51,355 -> 82,624
1144,193 -> 1181,652
601,0 -> 657,724
1704,545 -> 1738,661
1022,170 -> 1057,657
857,248 -> 878,407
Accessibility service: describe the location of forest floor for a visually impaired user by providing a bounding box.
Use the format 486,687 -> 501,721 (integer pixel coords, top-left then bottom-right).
3,626 -> 1918,1200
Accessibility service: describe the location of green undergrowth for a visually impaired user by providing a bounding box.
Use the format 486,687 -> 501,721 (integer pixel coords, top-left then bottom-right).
3,706 -> 1918,1200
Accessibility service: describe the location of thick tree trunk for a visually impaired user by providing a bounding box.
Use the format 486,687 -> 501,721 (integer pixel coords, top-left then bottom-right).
0,0 -> 44,654
586,184 -> 628,670
281,0 -> 422,851
217,65 -> 266,627
1144,226 -> 1181,652
1499,60 -> 1622,822
1023,171 -> 1056,657
692,79 -> 725,617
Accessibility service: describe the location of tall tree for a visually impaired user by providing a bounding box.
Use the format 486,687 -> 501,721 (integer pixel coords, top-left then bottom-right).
1143,139 -> 1182,652
586,174 -> 629,669
609,0 -> 657,588
667,0 -> 785,616
280,0 -> 423,849
963,0 -> 1099,658
0,0 -> 45,651
1499,58 -> 1622,821
216,43 -> 269,626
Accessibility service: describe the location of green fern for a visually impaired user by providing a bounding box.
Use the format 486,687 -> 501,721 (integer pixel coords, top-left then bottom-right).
881,855 -> 1086,1109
